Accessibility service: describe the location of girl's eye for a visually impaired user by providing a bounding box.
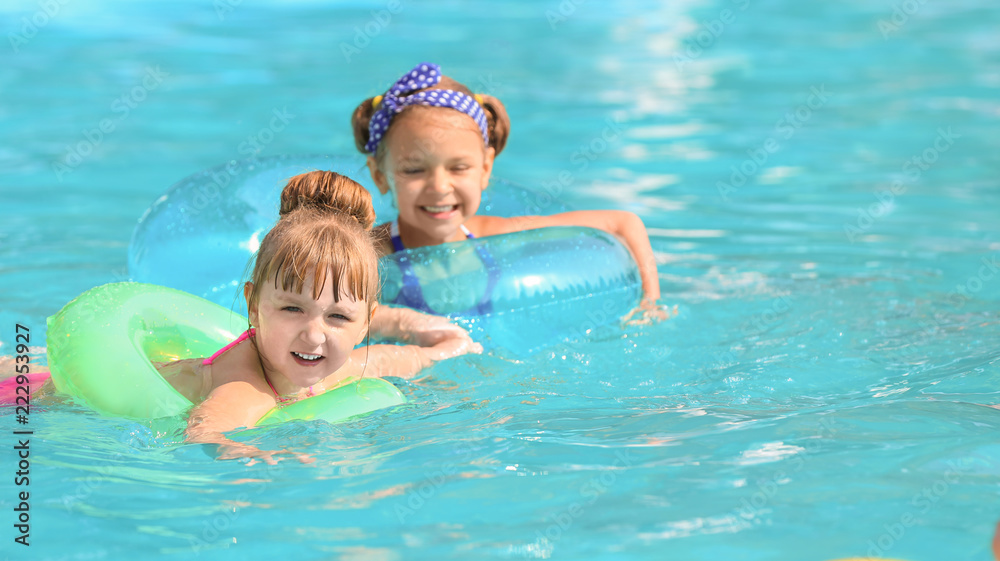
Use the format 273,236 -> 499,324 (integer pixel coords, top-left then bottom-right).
282,306 -> 302,313
329,314 -> 350,321
452,164 -> 470,172
401,167 -> 424,175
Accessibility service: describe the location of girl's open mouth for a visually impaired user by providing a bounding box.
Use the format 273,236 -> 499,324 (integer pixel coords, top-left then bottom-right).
421,204 -> 459,218
291,351 -> 324,365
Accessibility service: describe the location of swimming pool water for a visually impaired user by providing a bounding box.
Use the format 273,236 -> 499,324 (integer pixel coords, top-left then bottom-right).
1,0 -> 998,559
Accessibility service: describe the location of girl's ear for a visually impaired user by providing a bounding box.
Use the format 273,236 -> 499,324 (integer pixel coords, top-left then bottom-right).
244,282 -> 259,326
480,147 -> 495,191
367,155 -> 390,195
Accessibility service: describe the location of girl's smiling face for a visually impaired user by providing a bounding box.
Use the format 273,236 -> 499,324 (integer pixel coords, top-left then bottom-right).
246,269 -> 371,389
369,107 -> 495,247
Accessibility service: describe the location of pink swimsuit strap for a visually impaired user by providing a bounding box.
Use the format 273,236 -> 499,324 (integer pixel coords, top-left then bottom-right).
201,327 -> 310,403
201,328 -> 255,366
265,373 -> 293,403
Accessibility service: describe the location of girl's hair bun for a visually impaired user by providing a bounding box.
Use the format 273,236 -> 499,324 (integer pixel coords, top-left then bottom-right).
279,170 -> 376,231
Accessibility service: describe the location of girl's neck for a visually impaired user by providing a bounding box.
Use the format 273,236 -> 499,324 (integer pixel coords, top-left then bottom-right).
260,363 -> 315,403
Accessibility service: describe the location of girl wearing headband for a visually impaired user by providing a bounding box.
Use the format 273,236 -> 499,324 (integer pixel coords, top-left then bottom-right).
351,62 -> 665,321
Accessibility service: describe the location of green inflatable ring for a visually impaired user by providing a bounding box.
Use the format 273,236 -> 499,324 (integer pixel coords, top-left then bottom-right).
46,282 -> 406,424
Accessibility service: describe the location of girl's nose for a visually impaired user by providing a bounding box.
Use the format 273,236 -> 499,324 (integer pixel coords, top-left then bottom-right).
301,317 -> 327,346
427,167 -> 452,193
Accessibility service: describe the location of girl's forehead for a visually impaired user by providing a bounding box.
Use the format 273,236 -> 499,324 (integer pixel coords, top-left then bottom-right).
264,269 -> 366,305
384,110 -> 484,160
393,106 -> 481,135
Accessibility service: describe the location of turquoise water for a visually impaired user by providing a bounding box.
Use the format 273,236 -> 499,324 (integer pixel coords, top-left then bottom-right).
2,0 -> 999,559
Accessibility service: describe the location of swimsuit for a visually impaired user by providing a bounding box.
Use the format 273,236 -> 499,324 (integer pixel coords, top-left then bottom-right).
202,328 -> 309,403
388,220 -> 501,315
202,328 -> 254,366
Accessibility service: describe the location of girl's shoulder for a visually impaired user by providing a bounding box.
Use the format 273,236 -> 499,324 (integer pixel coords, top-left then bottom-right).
158,358 -> 212,402
197,341 -> 277,421
465,214 -> 517,238
468,214 -> 532,237
203,336 -> 270,395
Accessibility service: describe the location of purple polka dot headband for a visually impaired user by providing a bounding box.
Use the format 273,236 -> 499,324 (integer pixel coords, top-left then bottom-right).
365,62 -> 489,154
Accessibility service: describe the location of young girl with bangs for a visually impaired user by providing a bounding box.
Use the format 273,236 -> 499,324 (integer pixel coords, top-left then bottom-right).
351,62 -> 666,321
2,171 -> 479,463
157,170 -> 481,463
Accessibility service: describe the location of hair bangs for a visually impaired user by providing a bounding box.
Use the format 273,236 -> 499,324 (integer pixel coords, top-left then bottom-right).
250,207 -> 379,317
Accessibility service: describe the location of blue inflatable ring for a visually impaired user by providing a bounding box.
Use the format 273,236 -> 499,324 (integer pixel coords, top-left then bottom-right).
128,155 -> 641,348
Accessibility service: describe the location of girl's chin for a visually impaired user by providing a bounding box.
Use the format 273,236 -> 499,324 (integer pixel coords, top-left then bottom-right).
284,365 -> 327,387
398,214 -> 471,246
290,378 -> 323,390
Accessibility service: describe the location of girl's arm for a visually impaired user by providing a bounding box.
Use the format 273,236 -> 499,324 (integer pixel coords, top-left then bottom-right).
370,305 -> 476,347
185,381 -> 301,464
344,336 -> 483,380
478,210 -> 661,303
992,520 -> 999,561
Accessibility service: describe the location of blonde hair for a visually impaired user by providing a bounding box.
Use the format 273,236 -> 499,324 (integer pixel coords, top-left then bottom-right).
247,171 -> 379,320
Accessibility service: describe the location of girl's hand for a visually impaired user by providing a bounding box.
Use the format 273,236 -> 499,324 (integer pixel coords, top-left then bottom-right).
215,442 -> 315,466
374,306 -> 475,347
397,309 -> 475,347
623,298 -> 674,325
418,335 -> 483,362
356,338 -> 482,380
